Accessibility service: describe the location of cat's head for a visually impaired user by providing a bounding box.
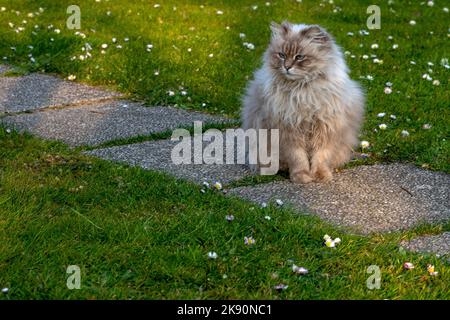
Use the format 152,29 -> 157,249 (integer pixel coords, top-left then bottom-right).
266,21 -> 335,81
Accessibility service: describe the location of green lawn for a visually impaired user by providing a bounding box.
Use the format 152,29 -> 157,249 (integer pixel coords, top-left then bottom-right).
0,0 -> 448,171
1,128 -> 449,299
0,0 -> 449,299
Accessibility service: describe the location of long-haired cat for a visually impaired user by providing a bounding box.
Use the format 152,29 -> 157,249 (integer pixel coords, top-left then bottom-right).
242,21 -> 365,183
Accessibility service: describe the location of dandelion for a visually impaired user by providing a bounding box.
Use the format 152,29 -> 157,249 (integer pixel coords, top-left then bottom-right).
379,124 -> 387,130
401,130 -> 410,137
244,236 -> 256,246
360,140 -> 370,149
207,252 -> 218,259
384,87 -> 392,94
292,265 -> 309,275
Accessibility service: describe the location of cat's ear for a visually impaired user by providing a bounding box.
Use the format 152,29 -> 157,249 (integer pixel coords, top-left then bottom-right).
301,25 -> 331,44
270,21 -> 291,39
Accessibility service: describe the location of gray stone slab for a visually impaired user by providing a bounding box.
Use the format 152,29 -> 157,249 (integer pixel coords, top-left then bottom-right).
85,137 -> 252,184
0,73 -> 121,112
401,232 -> 450,257
1,101 -> 232,147
228,164 -> 450,234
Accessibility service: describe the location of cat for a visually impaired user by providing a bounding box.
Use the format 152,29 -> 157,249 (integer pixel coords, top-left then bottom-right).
242,21 -> 365,183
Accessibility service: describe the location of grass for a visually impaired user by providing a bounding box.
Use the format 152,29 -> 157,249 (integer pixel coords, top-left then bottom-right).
0,0 -> 448,171
0,0 -> 449,299
1,127 -> 449,299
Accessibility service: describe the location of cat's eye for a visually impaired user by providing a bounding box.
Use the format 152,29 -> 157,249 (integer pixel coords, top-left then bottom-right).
278,52 -> 286,59
295,54 -> 305,61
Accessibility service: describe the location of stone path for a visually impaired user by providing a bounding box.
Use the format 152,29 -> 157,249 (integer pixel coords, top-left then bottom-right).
1,65 -> 449,256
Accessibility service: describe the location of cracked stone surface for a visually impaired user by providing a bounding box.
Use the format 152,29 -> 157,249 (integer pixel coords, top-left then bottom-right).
0,73 -> 121,112
1,100 -> 232,146
228,164 -> 450,234
85,136 -> 252,184
401,232 -> 450,257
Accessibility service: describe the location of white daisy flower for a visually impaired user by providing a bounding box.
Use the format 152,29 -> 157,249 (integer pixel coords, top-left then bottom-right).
401,130 -> 410,137
384,87 -> 392,94
216,10 -> 224,15
390,114 -> 397,120
379,124 -> 387,130
275,199 -> 284,206
371,43 -> 379,49
392,44 -> 399,49
432,79 -> 440,86
377,112 -> 386,117
362,55 -> 369,59
67,75 -> 76,81
168,90 -> 175,96
409,20 -> 416,26
101,43 -> 108,49
207,252 -> 218,259
427,1 -> 434,6
292,265 -> 309,275
360,140 -> 370,149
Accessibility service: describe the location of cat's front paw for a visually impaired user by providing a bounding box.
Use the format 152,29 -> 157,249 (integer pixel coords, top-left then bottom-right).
290,170 -> 313,184
312,166 -> 333,182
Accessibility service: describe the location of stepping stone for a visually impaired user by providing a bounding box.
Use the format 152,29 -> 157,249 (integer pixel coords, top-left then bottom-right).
2,101 -> 231,147
228,163 -> 450,234
0,73 -> 120,113
86,137 -> 252,184
401,232 -> 450,257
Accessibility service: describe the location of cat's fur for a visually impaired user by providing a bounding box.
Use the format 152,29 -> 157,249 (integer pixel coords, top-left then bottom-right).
242,21 -> 365,183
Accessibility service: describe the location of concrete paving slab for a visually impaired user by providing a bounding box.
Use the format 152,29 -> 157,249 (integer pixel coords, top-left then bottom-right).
1,101 -> 232,146
401,232 -> 450,257
0,73 -> 120,112
228,164 -> 450,234
85,137 -> 252,184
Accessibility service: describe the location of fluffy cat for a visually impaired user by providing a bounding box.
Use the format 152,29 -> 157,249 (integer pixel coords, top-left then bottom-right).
242,21 -> 365,183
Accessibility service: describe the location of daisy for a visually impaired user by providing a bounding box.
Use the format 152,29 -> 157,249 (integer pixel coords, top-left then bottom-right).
360,140 -> 370,149
384,87 -> 392,94
207,252 -> 218,259
379,124 -> 387,130
401,130 -> 410,137
244,236 -> 256,246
